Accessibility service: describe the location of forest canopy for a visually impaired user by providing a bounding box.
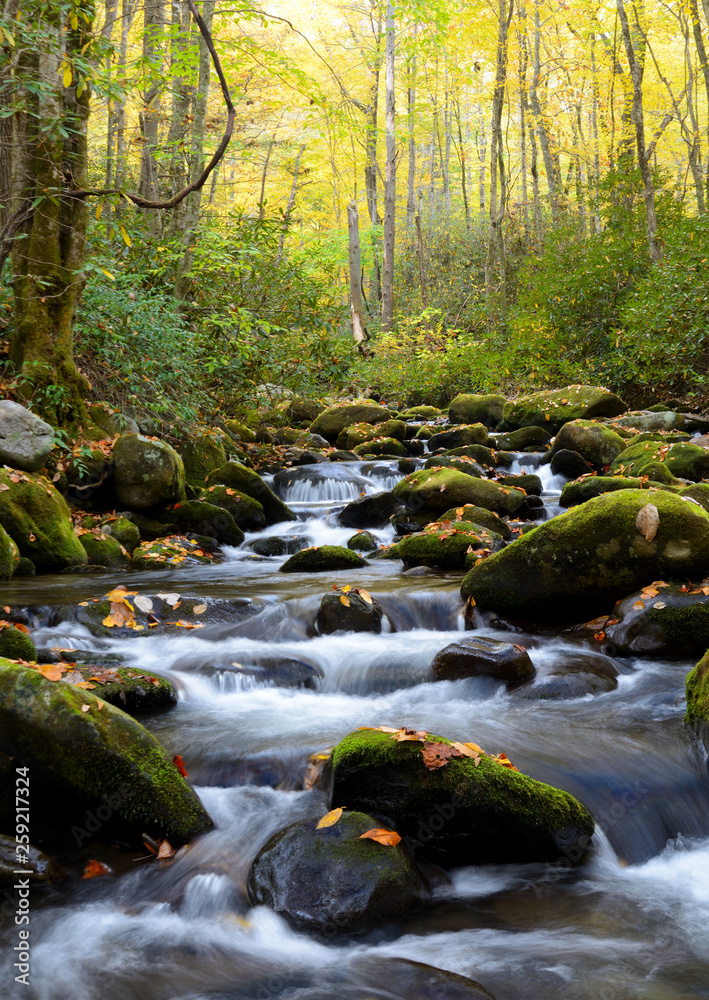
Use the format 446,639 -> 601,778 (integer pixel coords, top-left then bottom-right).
1,0 -> 708,430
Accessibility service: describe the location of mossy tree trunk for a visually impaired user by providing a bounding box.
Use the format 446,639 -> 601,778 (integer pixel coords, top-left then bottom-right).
9,2 -> 93,426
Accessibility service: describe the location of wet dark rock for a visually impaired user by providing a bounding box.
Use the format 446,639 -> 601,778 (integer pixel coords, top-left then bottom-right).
431,635 -> 535,684
329,449 -> 360,462
604,583 -> 709,657
517,494 -> 546,519
316,588 -> 383,634
339,490 -> 401,529
249,534 -> 309,557
404,440 -> 425,457
330,728 -> 594,867
280,545 -> 367,573
550,449 -> 594,479
248,810 -> 430,934
185,653 -> 323,689
14,557 -> 35,577
497,473 -> 543,496
0,833 -> 65,887
512,650 -> 618,700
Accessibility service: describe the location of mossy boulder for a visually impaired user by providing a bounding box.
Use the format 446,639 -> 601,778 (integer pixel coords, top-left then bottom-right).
316,587 -> 383,634
132,535 -> 222,570
338,491 -> 401,529
347,530 -> 379,551
394,468 -> 526,516
310,400 -> 391,441
560,477 -> 669,508
0,524 -> 19,580
178,432 -> 227,487
440,504 -> 512,539
199,484 -> 265,531
613,410 -> 686,433
493,426 -> 551,451
353,437 -> 408,458
448,393 -> 506,428
0,469 -> 87,572
280,545 -> 367,573
414,425 -> 435,440
100,516 -> 141,553
206,462 -> 295,524
162,499 -> 244,547
503,385 -> 627,432
611,440 -> 709,483
225,419 -> 257,443
549,419 -> 627,469
0,660 -> 213,845
423,455 -> 487,478
87,403 -> 138,436
390,522 -> 503,570
399,405 -> 444,420
550,449 -> 595,480
604,583 -> 709,657
446,444 -> 499,468
249,534 -> 308,557
678,483 -> 709,512
248,809 -> 430,934
686,650 -> 709,725
428,424 -> 489,451
431,636 -> 535,684
286,397 -> 325,423
513,651 -> 618,700
330,728 -> 594,867
497,473 -> 543,496
112,433 -> 186,510
0,625 -> 36,661
78,532 -> 131,569
337,420 -> 406,450
461,489 -> 709,622
57,660 -> 177,714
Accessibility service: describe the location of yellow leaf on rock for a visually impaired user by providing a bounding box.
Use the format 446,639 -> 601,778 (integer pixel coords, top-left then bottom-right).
340,595 -> 350,607
192,604 -> 207,614
633,601 -> 644,611
35,664 -> 64,681
358,589 -> 373,604
316,807 -> 344,829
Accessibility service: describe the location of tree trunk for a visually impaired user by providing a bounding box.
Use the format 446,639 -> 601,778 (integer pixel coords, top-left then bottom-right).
485,0 -> 513,326
688,0 -> 709,204
406,29 -> 417,227
454,100 -> 470,229
276,144 -> 306,265
10,3 -> 93,424
517,0 -> 530,239
164,0 -> 192,235
139,0 -> 165,235
415,212 -> 428,308
616,0 -> 661,263
529,0 -> 559,222
381,0 -> 396,333
258,136 -> 276,220
348,200 -> 369,349
114,0 -> 134,195
102,0 -> 118,188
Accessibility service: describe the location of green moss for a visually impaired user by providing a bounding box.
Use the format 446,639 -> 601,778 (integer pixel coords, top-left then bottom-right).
79,532 -> 130,569
206,462 -> 295,524
394,467 -> 525,516
0,660 -> 212,844
178,431 -> 227,487
199,484 -> 265,531
347,531 -> 379,551
646,603 -> 709,645
112,433 -> 187,510
548,419 -> 627,468
225,419 -> 257,443
0,469 -> 87,572
310,400 -> 391,440
280,545 -> 367,573
497,474 -> 543,495
399,405 -> 444,419
423,455 -> 486,478
68,663 -> 177,714
445,444 -> 498,467
611,440 -> 709,483
391,522 -> 502,570
439,504 -> 511,539
0,525 -> 18,580
103,516 -> 141,553
0,627 -> 36,661
448,393 -> 505,426
428,424 -> 489,450
686,651 -> 709,724
560,476 -> 671,508
353,437 -> 408,457
678,483 -> 709,512
132,535 -> 220,570
494,426 -> 551,450
502,385 -> 627,432
461,488 -> 709,622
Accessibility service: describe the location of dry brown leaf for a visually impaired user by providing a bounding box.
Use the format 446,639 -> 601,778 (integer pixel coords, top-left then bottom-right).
134,595 -> 154,613
359,828 -> 401,846
35,664 -> 64,682
0,483 -> 9,491
633,601 -> 645,610
192,604 -> 207,614
451,741 -> 480,759
157,839 -> 176,862
316,807 -> 344,829
82,859 -> 111,879
80,704 -> 91,713
635,503 -> 660,543
653,601 -> 667,609
421,741 -> 457,770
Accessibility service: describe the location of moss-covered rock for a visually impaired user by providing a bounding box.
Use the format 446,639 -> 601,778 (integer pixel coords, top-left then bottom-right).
132,535 -> 222,570
604,583 -> 709,657
493,426 -> 551,451
87,403 -> 138,436
163,499 -> 244,547
686,650 -> 709,725
399,405 -> 444,420
198,484 -> 265,531
249,534 -> 308,557
0,524 -> 19,580
330,728 -> 594,867
100,516 -> 141,553
613,410 -> 686,433
78,532 -> 131,569
549,419 -> 627,469
112,433 -> 186,510
316,587 -> 383,634
423,455 -> 487,478
0,659 -> 212,845
353,437 -> 408,458
461,489 -> 709,622
347,530 -> 379,551
225,419 -> 257,443
611,440 -> 709,482
338,491 -> 401,529
496,473 -> 543,496
0,625 -> 36,661
448,393 -> 506,428
286,397 -> 325,423
428,424 -> 489,450
0,469 -> 87,572
248,809 -> 429,934
394,467 -> 526,516
445,444 -> 499,468
503,385 -> 627,432
206,462 -> 295,524
390,521 -> 502,570
439,504 -> 512,539
678,483 -> 709,512
280,545 -> 367,573
310,400 -> 391,441
337,420 -> 406,450
560,476 -> 669,508
431,635 -> 535,684
414,425 -> 436,440
178,431 -> 227,487
58,661 -> 177,714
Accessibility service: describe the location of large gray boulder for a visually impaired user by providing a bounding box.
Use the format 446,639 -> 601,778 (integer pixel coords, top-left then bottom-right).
0,401 -> 53,471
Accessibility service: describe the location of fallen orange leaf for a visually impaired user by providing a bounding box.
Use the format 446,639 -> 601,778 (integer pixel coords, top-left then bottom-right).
359,828 -> 401,846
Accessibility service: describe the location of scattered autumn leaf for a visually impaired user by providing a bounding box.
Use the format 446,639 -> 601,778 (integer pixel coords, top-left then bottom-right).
134,595 -> 154,613
635,503 -> 660,543
35,664 -> 64,682
82,859 -> 111,879
157,839 -> 176,862
173,754 -> 188,778
192,604 -> 207,614
340,594 -> 351,607
359,828 -> 401,846
316,807 -> 344,829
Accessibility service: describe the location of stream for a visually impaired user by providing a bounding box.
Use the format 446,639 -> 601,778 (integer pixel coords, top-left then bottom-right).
1,457 -> 708,1000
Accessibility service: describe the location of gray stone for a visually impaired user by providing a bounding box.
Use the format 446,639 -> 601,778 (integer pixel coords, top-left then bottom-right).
0,401 -> 53,471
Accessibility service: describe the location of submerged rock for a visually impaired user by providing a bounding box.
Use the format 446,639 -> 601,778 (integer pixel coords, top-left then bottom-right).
461,489 -> 709,622
431,636 -> 535,684
0,469 -> 87,572
513,650 -> 618,700
316,587 -> 383,634
0,833 -> 65,887
330,727 -> 594,867
248,809 -> 430,934
0,400 -> 53,472
250,534 -> 308,557
0,660 -> 213,845
280,545 -> 367,573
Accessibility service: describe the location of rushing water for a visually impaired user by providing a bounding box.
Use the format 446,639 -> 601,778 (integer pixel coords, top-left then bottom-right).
1,459 -> 708,1000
